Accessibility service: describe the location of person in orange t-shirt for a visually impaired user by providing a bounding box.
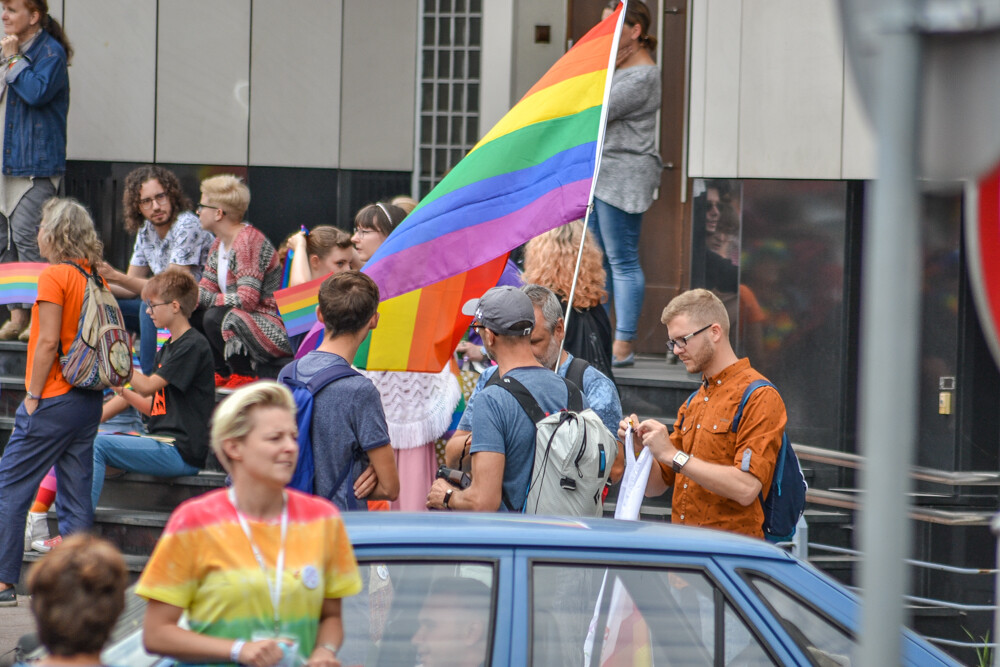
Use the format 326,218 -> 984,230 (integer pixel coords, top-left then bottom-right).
619,288 -> 786,539
0,198 -> 105,606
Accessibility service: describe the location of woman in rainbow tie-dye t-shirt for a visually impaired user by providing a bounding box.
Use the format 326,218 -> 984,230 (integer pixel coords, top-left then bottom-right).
136,382 -> 362,667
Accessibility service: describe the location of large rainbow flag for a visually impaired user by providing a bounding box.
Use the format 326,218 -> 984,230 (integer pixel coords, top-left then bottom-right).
279,7 -> 622,372
0,262 -> 47,304
363,7 -> 621,302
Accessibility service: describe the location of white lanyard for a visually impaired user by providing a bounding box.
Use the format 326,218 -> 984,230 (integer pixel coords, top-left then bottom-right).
228,487 -> 288,636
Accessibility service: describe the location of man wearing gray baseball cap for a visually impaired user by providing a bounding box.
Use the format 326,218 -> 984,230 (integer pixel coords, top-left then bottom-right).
427,286 -> 590,511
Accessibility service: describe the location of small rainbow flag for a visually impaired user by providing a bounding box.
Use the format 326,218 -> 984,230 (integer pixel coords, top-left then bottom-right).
275,273 -> 330,337
0,262 -> 47,305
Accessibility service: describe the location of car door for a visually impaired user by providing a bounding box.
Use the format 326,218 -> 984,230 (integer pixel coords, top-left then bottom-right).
345,544 -> 516,667
513,547 -> 803,666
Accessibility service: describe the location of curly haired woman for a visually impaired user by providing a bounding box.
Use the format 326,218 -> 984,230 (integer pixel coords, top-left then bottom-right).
523,221 -> 615,380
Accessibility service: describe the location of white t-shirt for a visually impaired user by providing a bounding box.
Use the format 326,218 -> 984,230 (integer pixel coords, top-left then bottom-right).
217,243 -> 230,290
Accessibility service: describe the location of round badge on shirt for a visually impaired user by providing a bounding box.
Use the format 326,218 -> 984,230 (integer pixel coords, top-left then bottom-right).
302,565 -> 320,590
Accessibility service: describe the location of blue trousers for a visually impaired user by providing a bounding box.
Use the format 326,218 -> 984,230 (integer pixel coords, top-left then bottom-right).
0,389 -> 102,584
118,298 -> 158,375
92,434 -> 198,509
588,198 -> 646,342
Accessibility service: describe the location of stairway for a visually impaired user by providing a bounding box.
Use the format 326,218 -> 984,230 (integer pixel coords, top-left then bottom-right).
0,342 -> 228,589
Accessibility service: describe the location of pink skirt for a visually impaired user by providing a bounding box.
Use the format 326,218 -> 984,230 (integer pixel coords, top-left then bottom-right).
389,443 -> 438,512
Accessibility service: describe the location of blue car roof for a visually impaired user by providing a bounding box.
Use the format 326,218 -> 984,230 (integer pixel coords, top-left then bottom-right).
342,512 -> 794,562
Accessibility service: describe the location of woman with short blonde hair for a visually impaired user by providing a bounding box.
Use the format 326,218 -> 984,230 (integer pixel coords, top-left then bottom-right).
140,381 -> 362,667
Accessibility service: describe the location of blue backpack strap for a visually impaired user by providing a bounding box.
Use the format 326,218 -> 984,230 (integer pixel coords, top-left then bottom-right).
280,360 -> 361,498
731,379 -> 775,432
731,379 -> 787,499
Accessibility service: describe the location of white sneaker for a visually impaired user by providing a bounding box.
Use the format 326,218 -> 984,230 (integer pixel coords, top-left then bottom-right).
23,512 -> 48,552
31,535 -> 62,553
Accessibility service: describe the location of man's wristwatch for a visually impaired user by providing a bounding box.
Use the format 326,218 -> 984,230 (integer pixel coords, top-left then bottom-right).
443,487 -> 454,510
672,451 -> 691,473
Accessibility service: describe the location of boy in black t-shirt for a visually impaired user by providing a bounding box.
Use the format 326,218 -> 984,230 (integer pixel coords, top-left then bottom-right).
89,268 -> 216,510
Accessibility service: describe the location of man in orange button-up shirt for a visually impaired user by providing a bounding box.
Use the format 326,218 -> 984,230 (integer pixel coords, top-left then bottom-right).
619,289 -> 786,538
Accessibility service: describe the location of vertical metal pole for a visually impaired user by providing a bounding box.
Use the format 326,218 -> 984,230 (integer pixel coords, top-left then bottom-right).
857,6 -> 922,666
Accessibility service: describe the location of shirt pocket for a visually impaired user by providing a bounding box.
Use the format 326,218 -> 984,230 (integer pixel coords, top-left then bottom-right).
688,402 -> 737,465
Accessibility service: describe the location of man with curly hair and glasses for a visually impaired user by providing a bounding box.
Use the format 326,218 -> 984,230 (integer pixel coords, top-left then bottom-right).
99,165 -> 214,374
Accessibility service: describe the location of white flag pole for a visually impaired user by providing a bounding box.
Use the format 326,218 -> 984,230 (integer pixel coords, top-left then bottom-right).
556,1 -> 627,371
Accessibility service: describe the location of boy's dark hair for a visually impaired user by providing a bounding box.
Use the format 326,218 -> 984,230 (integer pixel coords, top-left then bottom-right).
142,268 -> 199,318
318,271 -> 380,338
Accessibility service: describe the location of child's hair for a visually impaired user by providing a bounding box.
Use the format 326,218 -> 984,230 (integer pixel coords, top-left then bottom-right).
200,174 -> 250,220
318,271 -> 380,339
141,268 -> 199,318
279,225 -> 353,267
210,381 -> 296,472
27,534 -> 127,657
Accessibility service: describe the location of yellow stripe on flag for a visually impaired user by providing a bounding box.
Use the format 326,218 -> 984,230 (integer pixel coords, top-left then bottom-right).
366,288 -> 422,370
470,70 -> 606,154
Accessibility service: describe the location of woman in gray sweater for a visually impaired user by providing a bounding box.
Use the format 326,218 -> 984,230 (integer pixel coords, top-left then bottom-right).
590,1 -> 662,367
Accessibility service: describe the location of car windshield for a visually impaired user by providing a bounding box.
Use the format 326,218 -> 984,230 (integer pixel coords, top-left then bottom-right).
531,562 -> 774,666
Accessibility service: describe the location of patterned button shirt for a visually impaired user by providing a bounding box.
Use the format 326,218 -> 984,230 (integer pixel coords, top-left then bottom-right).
130,210 -> 215,280
655,358 -> 786,538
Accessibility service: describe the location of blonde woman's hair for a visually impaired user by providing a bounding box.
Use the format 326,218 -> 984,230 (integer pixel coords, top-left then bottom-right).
523,221 -> 607,309
39,198 -> 103,267
200,174 -> 250,221
661,288 -> 730,336
210,381 -> 296,471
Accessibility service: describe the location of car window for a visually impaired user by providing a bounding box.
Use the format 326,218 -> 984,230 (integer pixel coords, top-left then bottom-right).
747,576 -> 856,666
342,560 -> 495,667
531,564 -> 775,666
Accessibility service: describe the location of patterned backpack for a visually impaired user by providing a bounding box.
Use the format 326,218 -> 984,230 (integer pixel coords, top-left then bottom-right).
58,261 -> 133,390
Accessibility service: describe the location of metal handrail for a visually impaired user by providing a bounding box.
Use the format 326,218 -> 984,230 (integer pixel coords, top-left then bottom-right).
806,489 -> 994,525
809,543 -> 998,575
793,443 -> 1000,486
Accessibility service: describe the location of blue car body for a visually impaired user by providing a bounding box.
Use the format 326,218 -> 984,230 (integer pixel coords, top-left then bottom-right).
343,512 -> 958,666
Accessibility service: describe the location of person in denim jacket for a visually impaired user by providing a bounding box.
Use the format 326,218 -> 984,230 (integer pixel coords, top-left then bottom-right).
0,0 -> 71,341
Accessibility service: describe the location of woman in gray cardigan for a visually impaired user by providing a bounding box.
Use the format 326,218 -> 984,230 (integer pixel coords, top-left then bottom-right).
590,1 -> 662,367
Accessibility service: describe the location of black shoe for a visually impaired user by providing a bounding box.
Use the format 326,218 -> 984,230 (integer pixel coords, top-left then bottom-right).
0,585 -> 16,607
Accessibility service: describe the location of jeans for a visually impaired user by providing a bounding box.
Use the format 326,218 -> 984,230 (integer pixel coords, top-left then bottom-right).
91,434 -> 199,509
0,389 -> 102,584
588,198 -> 646,342
118,298 -> 158,375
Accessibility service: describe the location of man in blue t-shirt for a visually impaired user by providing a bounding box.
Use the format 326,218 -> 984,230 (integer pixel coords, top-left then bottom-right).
427,286 -> 587,512
292,271 -> 399,511
446,285 -> 622,475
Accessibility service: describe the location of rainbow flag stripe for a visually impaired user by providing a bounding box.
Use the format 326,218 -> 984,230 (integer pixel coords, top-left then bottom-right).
0,262 -> 47,304
275,274 -> 328,337
354,254 -> 508,371
363,7 -> 620,302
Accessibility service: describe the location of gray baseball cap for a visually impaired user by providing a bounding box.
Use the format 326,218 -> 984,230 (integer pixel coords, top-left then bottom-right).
462,285 -> 534,336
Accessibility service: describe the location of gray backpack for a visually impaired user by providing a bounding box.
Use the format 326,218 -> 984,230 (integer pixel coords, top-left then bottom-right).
488,373 -> 618,517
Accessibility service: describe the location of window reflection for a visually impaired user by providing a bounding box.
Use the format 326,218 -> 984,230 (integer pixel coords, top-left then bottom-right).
531,563 -> 773,666
341,561 -> 494,667
691,179 -> 848,449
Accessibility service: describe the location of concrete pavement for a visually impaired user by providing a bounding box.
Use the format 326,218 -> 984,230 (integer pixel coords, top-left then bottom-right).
0,597 -> 35,664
